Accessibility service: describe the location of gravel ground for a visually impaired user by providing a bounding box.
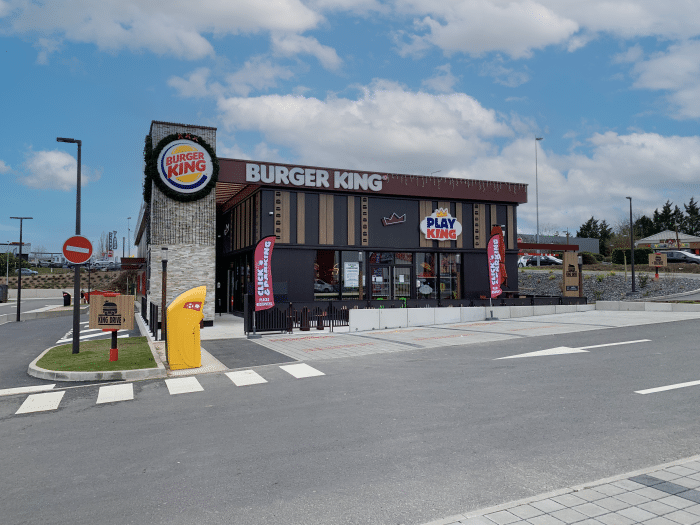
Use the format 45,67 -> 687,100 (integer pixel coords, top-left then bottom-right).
518,270 -> 700,303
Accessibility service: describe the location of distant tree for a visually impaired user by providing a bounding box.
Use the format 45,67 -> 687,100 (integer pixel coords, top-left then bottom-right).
634,215 -> 654,239
683,197 -> 700,235
599,219 -> 613,255
576,217 -> 599,238
652,200 -> 675,233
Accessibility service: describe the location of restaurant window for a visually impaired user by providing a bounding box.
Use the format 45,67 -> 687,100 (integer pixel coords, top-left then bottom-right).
314,250 -> 339,300
415,253 -> 437,299
439,253 -> 461,300
341,251 -> 365,300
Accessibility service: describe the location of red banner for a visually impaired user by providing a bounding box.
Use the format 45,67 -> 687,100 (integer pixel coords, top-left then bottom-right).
488,226 -> 507,298
254,236 -> 276,311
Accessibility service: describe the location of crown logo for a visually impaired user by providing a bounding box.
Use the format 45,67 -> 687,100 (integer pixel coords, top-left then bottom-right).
435,208 -> 449,218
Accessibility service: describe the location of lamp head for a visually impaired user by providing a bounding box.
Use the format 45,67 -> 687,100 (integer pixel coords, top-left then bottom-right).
161,246 -> 168,263
536,137 -> 543,141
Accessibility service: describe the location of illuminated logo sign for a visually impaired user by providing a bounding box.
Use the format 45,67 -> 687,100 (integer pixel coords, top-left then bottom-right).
420,208 -> 462,240
246,163 -> 384,192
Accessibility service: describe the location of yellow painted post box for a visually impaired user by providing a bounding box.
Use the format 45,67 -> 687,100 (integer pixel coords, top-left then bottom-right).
166,286 -> 206,370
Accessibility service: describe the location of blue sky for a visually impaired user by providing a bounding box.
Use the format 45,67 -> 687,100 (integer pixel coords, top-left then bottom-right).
3,0 -> 700,255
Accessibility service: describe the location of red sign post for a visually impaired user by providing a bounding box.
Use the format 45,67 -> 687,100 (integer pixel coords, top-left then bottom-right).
63,235 -> 93,265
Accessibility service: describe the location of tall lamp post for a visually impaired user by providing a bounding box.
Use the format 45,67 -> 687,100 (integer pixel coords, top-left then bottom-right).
127,216 -> 132,257
161,247 -> 168,349
10,217 -> 32,322
535,137 -> 544,266
626,197 -> 636,293
57,137 -> 82,354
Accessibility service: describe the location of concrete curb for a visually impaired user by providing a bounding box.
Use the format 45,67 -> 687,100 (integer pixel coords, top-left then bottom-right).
421,453 -> 700,525
26,310 -> 167,382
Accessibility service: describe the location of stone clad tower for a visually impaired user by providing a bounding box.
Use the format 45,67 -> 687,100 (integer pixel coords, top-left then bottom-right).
145,121 -> 217,324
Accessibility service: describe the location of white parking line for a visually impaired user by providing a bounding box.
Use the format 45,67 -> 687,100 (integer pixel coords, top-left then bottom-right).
165,377 -> 204,395
15,391 -> 65,414
226,370 -> 268,386
0,384 -> 56,397
635,380 -> 700,395
96,384 -> 134,404
280,363 -> 325,379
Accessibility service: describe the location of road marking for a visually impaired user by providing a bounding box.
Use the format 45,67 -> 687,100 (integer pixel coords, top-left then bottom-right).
496,347 -> 588,359
165,377 -> 204,395
280,363 -> 325,379
579,339 -> 651,350
96,383 -> 134,404
635,380 -> 700,395
15,391 -> 65,414
496,339 -> 651,360
226,370 -> 268,386
0,384 -> 56,397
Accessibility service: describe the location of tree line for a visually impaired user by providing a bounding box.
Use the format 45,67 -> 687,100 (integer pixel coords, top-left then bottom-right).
576,197 -> 700,255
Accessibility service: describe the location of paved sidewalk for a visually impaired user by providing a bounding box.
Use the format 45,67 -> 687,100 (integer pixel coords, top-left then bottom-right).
425,456 -> 700,525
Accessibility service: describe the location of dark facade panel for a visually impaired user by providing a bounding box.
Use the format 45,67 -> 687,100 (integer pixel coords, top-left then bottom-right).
367,197 -> 420,250
273,248 -> 315,302
334,195 -> 348,248
261,190 -> 275,239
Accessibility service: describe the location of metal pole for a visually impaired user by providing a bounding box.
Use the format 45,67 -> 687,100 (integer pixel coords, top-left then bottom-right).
627,197 -> 635,292
10,218 -> 32,322
127,217 -> 131,258
535,137 -> 543,266
161,247 -> 168,346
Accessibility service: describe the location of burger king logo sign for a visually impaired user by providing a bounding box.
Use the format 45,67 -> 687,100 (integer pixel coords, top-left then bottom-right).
420,208 -> 462,240
153,134 -> 218,202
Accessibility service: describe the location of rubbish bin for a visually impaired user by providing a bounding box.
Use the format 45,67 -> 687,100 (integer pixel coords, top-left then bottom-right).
63,292 -> 71,307
0,284 -> 8,303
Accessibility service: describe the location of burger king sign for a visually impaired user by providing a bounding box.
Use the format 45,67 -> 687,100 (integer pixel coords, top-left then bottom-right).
153,134 -> 218,202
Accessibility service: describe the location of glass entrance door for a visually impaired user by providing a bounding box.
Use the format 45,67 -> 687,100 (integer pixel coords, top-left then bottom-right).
393,266 -> 411,299
369,266 -> 390,300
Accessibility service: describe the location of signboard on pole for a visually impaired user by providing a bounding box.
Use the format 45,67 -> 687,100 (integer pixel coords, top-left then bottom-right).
488,226 -> 507,298
88,295 -> 134,330
254,236 -> 276,311
62,235 -> 93,265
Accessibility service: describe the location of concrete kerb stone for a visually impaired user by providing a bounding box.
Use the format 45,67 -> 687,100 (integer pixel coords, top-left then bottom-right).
27,310 -> 167,382
420,453 -> 700,525
0,305 -> 88,325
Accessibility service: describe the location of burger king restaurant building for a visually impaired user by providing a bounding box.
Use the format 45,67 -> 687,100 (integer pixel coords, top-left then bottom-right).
135,121 -> 527,326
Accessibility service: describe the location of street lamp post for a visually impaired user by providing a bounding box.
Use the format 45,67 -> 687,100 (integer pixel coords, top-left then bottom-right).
10,217 -> 32,322
626,197 -> 636,293
161,247 -> 168,357
127,216 -> 132,257
535,137 -> 544,266
56,137 -> 82,354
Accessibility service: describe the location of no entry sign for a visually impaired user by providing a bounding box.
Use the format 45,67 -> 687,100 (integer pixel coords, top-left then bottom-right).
63,235 -> 93,264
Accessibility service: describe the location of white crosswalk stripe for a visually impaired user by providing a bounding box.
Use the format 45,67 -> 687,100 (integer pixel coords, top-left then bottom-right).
226,370 -> 268,386
165,377 -> 204,395
96,384 -> 134,404
15,391 -> 65,414
280,363 -> 325,379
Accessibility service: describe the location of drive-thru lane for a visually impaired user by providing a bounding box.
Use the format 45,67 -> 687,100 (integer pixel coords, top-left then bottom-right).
1,315 -> 699,525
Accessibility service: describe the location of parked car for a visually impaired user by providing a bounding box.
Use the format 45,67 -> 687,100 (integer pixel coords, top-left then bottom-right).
663,250 -> 700,264
518,255 -> 533,267
15,268 -> 38,275
314,279 -> 336,292
526,255 -> 562,266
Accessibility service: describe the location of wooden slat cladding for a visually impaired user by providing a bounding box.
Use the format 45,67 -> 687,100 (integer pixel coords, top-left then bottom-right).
490,204 -> 497,239
438,201 -> 450,248
318,194 -> 334,244
275,191 -> 290,243
473,203 -> 485,248
455,204 -> 463,249
347,196 -> 355,246
507,205 -> 514,249
361,197 -> 369,246
419,200 -> 431,248
297,193 -> 305,244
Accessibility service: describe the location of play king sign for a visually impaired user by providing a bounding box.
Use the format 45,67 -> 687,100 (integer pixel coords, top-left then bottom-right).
420,208 -> 463,240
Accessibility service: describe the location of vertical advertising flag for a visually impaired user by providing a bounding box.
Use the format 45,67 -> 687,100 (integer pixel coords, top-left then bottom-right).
487,226 -> 507,298
254,236 -> 276,311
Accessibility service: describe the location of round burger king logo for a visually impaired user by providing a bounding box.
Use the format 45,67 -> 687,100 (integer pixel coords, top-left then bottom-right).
157,139 -> 213,194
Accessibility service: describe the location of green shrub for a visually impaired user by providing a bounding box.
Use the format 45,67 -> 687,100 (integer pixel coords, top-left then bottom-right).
611,248 -> 653,265
580,252 -> 599,265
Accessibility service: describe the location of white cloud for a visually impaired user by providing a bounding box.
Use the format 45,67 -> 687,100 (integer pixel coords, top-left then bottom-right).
18,150 -> 101,191
479,56 -> 530,87
169,58 -> 295,98
0,160 -> 10,174
421,64 -> 459,93
271,34 -> 342,70
3,0 -> 321,60
33,38 -> 61,65
216,79 -> 513,173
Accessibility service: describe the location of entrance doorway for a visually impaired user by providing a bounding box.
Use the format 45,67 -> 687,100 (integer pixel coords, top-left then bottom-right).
369,265 -> 412,300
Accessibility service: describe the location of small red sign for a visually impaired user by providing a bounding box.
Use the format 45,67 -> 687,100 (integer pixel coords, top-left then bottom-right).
63,235 -> 93,264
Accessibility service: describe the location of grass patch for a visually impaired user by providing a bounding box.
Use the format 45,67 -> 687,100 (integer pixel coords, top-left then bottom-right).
37,337 -> 156,372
